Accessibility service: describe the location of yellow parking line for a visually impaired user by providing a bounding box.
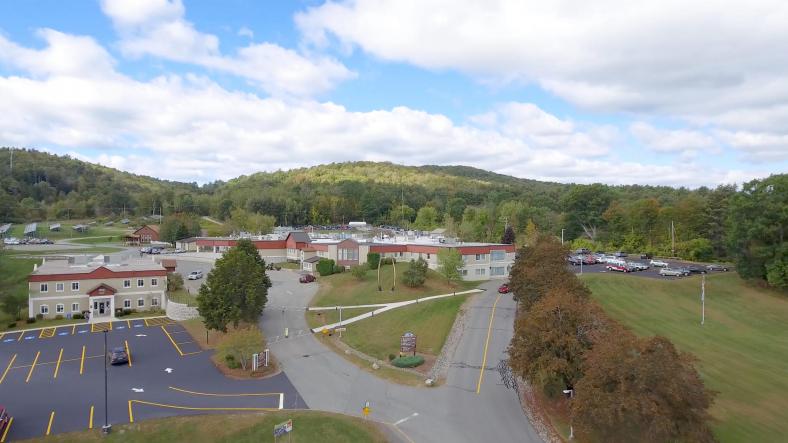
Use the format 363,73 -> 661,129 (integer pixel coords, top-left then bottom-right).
128,400 -> 278,423
80,345 -> 86,375
144,318 -> 150,327
161,326 -> 184,356
25,351 -> 40,383
46,411 -> 55,435
88,405 -> 94,429
125,340 -> 132,367
17,331 -> 25,342
71,324 -> 76,335
126,319 -> 131,328
476,293 -> 502,394
53,348 -> 63,378
0,417 -> 12,442
128,400 -> 133,423
0,333 -> 4,340
168,386 -> 282,397
0,354 -> 16,384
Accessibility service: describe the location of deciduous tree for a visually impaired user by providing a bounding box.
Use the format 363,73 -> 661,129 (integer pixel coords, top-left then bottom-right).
437,248 -> 463,285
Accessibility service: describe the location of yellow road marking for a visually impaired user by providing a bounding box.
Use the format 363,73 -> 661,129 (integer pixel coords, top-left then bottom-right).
125,340 -> 132,367
476,293 -> 502,394
128,400 -> 279,422
126,319 -> 131,328
39,327 -> 56,338
53,348 -> 63,378
89,405 -> 94,429
71,324 -> 76,335
80,345 -> 86,375
168,386 -> 282,397
46,411 -> 55,435
0,417 -> 12,442
144,318 -> 150,327
161,326 -> 183,356
10,354 -> 103,370
17,331 -> 25,342
0,354 -> 16,384
0,333 -> 4,340
25,351 -> 40,383
128,400 -> 134,423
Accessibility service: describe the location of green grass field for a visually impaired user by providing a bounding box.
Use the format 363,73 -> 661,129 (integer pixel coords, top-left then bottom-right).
312,262 -> 477,307
338,294 -> 470,360
3,220 -> 129,241
22,411 -> 387,443
167,288 -> 198,306
582,272 -> 788,443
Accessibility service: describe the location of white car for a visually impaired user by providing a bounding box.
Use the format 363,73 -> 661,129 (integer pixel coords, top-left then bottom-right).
187,271 -> 203,280
659,268 -> 684,277
650,259 -> 669,268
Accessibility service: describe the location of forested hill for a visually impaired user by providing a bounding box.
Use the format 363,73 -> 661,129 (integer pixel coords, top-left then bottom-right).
1,148 -> 785,288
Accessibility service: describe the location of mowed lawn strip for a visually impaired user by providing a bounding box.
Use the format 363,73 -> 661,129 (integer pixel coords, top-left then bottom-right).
582,272 -> 788,443
20,411 -> 387,443
312,262 -> 478,307
339,294 -> 471,360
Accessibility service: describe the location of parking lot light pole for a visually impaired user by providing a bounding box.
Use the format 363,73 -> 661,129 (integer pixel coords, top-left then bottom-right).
102,330 -> 111,434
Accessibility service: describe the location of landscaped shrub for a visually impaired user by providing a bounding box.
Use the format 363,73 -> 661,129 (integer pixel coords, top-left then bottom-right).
224,354 -> 240,369
35,313 -> 44,320
351,265 -> 367,280
115,308 -> 125,317
366,252 -> 380,270
72,313 -> 84,320
123,309 -> 133,316
332,264 -> 345,274
391,355 -> 425,368
54,314 -> 64,320
7,322 -> 17,329
388,353 -> 396,361
26,317 -> 36,324
317,259 -> 335,276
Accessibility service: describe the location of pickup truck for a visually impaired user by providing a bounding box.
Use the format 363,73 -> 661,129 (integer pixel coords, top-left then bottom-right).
659,268 -> 684,277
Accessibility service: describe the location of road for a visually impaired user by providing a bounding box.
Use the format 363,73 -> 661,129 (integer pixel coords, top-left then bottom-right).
260,271 -> 542,443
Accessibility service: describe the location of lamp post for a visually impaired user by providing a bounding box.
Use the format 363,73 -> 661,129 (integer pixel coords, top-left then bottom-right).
102,330 -> 111,434
562,388 -> 574,439
561,229 -> 565,245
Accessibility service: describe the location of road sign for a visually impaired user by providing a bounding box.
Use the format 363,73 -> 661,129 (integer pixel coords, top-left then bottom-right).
362,406 -> 370,418
335,327 -> 347,332
253,353 -> 259,371
400,332 -> 417,355
274,419 -> 293,437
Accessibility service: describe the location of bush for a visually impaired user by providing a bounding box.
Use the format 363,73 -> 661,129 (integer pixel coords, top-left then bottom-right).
366,252 -> 381,270
332,264 -> 345,274
351,265 -> 367,280
167,273 -> 185,292
388,353 -> 396,361
317,259 -> 335,276
7,322 -> 17,329
224,354 -> 240,369
35,313 -> 44,320
72,313 -> 84,320
54,314 -> 64,320
26,317 -> 36,324
123,309 -> 133,316
115,308 -> 125,317
403,258 -> 428,287
391,355 -> 425,368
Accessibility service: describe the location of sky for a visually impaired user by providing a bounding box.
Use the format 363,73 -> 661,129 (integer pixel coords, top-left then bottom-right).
0,0 -> 786,187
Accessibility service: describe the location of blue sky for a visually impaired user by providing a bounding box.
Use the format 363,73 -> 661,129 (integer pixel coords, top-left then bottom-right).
0,0 -> 786,186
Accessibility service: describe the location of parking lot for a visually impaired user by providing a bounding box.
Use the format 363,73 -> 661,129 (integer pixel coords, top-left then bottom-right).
569,258 -> 727,279
0,317 -> 305,441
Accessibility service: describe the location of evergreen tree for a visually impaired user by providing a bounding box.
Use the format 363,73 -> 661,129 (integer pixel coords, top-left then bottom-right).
501,225 -> 516,244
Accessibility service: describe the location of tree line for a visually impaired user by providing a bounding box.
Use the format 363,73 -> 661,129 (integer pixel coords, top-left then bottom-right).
508,235 -> 716,442
1,149 -> 784,288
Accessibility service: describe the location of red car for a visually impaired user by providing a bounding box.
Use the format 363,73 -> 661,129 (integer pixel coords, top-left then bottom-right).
0,406 -> 9,437
299,274 -> 316,283
498,283 -> 511,294
606,264 -> 629,273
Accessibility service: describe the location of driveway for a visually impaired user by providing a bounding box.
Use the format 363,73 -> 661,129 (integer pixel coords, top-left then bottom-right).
261,271 -> 542,443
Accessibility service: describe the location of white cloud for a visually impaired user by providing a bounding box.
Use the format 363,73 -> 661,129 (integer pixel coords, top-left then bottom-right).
630,122 -> 718,154
0,29 -> 116,78
717,130 -> 788,163
238,27 -> 254,39
296,0 -> 788,131
0,29 -> 772,187
100,0 -> 354,97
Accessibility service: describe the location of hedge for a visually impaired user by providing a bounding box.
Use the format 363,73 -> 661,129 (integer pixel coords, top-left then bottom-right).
391,355 -> 425,368
317,259 -> 336,276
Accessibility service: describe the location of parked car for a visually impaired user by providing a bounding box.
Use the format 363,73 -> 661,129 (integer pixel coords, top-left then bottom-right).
706,264 -> 729,272
567,256 -> 583,265
149,247 -> 162,255
659,268 -> 684,277
574,248 -> 591,255
628,261 -> 649,271
614,251 -> 628,258
582,255 -> 597,265
140,247 -> 151,253
0,405 -> 10,436
676,267 -> 692,276
650,259 -> 669,268
498,283 -> 511,294
640,253 -> 653,259
593,253 -> 606,263
299,274 -> 316,283
685,266 -> 706,274
187,271 -> 203,280
606,264 -> 629,272
109,347 -> 129,365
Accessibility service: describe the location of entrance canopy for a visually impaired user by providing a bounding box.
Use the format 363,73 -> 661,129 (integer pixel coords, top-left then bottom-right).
87,283 -> 116,297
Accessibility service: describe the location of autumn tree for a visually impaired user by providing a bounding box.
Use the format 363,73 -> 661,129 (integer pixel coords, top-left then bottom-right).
509,286 -> 608,396
573,332 -> 716,443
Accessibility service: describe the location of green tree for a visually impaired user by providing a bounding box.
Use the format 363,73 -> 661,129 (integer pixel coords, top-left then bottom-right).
501,225 -> 516,244
413,206 -> 439,230
1,293 -> 23,321
350,265 -> 367,280
317,259 -> 335,276
196,240 -> 270,332
562,183 -> 613,241
437,248 -> 463,285
159,214 -> 201,244
366,252 -> 380,270
167,273 -> 184,292
403,258 -> 428,287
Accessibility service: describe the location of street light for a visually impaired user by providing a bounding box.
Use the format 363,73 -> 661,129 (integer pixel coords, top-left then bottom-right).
563,389 -> 574,440
102,330 -> 111,434
561,229 -> 565,245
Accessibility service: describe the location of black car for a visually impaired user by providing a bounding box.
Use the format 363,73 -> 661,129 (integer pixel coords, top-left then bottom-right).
686,266 -> 707,274
110,347 -> 129,365
706,264 -> 729,272
640,253 -> 652,259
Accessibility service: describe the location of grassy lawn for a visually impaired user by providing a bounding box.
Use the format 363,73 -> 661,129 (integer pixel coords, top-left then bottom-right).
582,272 -> 788,443
5,246 -> 124,255
337,294 -> 470,360
22,411 -> 387,443
278,261 -> 300,270
312,262 -> 478,307
0,254 -> 41,326
306,307 -> 377,330
168,288 -> 198,306
4,221 -> 128,241
68,236 -> 123,245
4,317 -> 85,332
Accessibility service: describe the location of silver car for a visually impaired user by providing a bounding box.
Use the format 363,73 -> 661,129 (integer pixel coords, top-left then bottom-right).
659,268 -> 683,277
650,259 -> 669,268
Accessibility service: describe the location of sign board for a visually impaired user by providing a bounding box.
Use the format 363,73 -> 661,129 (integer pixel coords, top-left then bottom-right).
400,332 -> 417,355
335,327 -> 347,332
273,419 -> 293,437
252,353 -> 259,371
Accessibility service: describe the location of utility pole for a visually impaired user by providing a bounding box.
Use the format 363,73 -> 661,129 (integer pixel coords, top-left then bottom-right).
671,220 -> 675,257
701,274 -> 705,326
9,148 -> 13,173
561,229 -> 565,245
102,330 -> 111,434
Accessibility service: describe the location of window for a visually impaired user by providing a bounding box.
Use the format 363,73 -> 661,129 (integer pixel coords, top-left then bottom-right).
339,248 -> 358,261
491,266 -> 506,276
151,278 -> 158,287
40,283 -> 48,293
124,299 -> 131,308
151,298 -> 159,307
475,268 -> 486,276
491,250 -> 506,261
56,304 -> 64,314
426,253 -> 431,259
71,303 -> 80,312
40,304 -> 49,315
56,283 -> 64,292
123,280 -> 131,288
137,298 -> 145,307
461,269 -> 468,276
71,282 -> 79,291
475,254 -> 488,261
137,279 -> 144,288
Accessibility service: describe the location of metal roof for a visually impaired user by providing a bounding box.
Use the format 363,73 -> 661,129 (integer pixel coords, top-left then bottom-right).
24,223 -> 38,235
49,223 -> 61,230
0,224 -> 10,234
